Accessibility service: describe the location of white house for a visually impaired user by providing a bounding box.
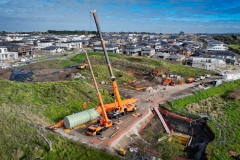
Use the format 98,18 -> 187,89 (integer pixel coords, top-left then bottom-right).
55,41 -> 82,50
42,46 -> 64,53
94,44 -> 119,53
206,43 -> 228,51
188,57 -> 226,70
141,48 -> 155,57
0,47 -> 18,60
37,41 -> 54,48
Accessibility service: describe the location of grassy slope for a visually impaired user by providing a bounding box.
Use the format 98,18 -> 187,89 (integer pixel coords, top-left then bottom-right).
0,80 -> 120,160
72,52 -> 213,79
167,80 -> 240,159
0,53 -> 218,159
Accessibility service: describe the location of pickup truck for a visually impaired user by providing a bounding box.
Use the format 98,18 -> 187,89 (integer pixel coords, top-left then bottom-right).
107,111 -> 121,119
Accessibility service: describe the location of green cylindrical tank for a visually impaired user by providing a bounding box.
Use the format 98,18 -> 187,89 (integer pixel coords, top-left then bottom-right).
64,108 -> 100,128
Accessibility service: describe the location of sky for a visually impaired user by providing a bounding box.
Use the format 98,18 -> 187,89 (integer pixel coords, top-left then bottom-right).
0,0 -> 240,33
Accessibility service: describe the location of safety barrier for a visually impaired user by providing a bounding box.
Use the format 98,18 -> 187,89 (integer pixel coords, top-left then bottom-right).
158,107 -> 193,122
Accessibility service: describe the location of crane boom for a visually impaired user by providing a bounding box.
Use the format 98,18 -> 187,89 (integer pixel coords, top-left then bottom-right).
84,51 -> 111,127
91,10 -> 123,110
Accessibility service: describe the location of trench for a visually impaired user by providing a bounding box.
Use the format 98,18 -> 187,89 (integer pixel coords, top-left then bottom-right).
160,106 -> 214,160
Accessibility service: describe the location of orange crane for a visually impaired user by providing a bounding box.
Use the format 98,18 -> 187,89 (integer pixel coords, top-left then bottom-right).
91,10 -> 137,116
84,51 -> 112,136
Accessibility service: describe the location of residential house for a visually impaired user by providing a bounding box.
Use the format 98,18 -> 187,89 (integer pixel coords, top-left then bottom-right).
182,47 -> 193,58
37,40 -> 54,48
55,41 -> 82,50
210,50 -> 236,64
1,43 -> 35,56
125,46 -> 141,56
79,40 -> 89,47
0,47 -> 18,60
166,54 -> 185,62
89,39 -> 101,47
42,46 -> 64,53
187,57 -> 226,70
168,35 -> 178,43
163,47 -> 178,54
141,48 -> 155,57
152,52 -> 170,60
206,43 -> 228,51
56,36 -> 69,42
155,45 -> 162,52
94,44 -> 119,53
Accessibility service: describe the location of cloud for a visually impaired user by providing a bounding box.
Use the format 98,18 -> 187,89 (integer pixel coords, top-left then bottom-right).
0,0 -> 239,33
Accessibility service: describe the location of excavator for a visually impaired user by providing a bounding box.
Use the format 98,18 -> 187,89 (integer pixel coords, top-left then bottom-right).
91,10 -> 138,116
84,51 -> 112,136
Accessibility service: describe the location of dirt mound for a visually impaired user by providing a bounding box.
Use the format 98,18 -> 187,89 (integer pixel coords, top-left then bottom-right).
31,68 -> 80,82
227,88 -> 240,100
0,68 -> 80,82
0,69 -> 11,80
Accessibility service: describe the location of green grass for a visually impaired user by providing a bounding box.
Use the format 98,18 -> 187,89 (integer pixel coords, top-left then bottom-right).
71,54 -> 213,79
229,44 -> 240,55
80,64 -> 136,85
0,80 -> 114,122
71,52 -> 122,62
0,80 -> 120,160
229,44 -> 240,50
122,56 -> 214,78
168,80 -> 240,112
166,80 -> 240,159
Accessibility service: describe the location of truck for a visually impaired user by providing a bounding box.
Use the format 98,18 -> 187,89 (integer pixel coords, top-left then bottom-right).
162,78 -> 172,86
91,10 -> 137,116
186,77 -> 195,83
84,51 -> 112,136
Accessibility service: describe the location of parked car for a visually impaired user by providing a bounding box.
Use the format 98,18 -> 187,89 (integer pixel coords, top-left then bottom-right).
21,58 -> 26,62
200,76 -> 205,80
194,77 -> 201,82
205,74 -> 211,78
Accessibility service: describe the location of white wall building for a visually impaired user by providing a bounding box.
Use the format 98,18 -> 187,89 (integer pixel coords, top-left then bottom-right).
0,47 -> 18,60
37,41 -> 54,48
55,41 -> 82,50
206,43 -> 228,51
188,57 -> 226,70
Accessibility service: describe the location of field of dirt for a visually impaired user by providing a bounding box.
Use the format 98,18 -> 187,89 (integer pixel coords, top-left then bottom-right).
0,67 -> 81,82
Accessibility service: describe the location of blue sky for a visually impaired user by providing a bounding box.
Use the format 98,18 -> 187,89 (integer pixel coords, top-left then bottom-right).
0,0 -> 240,33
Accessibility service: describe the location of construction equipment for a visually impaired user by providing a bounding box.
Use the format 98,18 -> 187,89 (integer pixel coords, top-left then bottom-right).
186,77 -> 195,83
48,119 -> 64,130
117,148 -> 127,156
91,10 -> 137,115
162,77 -> 172,86
149,68 -> 168,77
79,63 -> 88,69
84,51 -> 112,136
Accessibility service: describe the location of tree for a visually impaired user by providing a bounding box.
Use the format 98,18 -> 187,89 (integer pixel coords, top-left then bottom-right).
179,31 -> 185,36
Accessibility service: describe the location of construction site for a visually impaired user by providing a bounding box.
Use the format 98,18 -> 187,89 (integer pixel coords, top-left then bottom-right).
0,11 -> 224,160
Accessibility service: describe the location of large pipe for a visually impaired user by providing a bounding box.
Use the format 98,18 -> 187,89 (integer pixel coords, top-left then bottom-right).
64,108 -> 100,128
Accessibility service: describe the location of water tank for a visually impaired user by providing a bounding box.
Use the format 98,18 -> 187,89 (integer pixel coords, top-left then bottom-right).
64,108 -> 100,128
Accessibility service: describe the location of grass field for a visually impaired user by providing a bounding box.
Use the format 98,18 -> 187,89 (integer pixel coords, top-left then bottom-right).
167,79 -> 240,159
0,80 -> 120,160
0,52 -> 226,159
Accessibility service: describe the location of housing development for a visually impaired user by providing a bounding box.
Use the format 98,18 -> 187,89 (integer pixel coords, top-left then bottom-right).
1,13 -> 240,160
